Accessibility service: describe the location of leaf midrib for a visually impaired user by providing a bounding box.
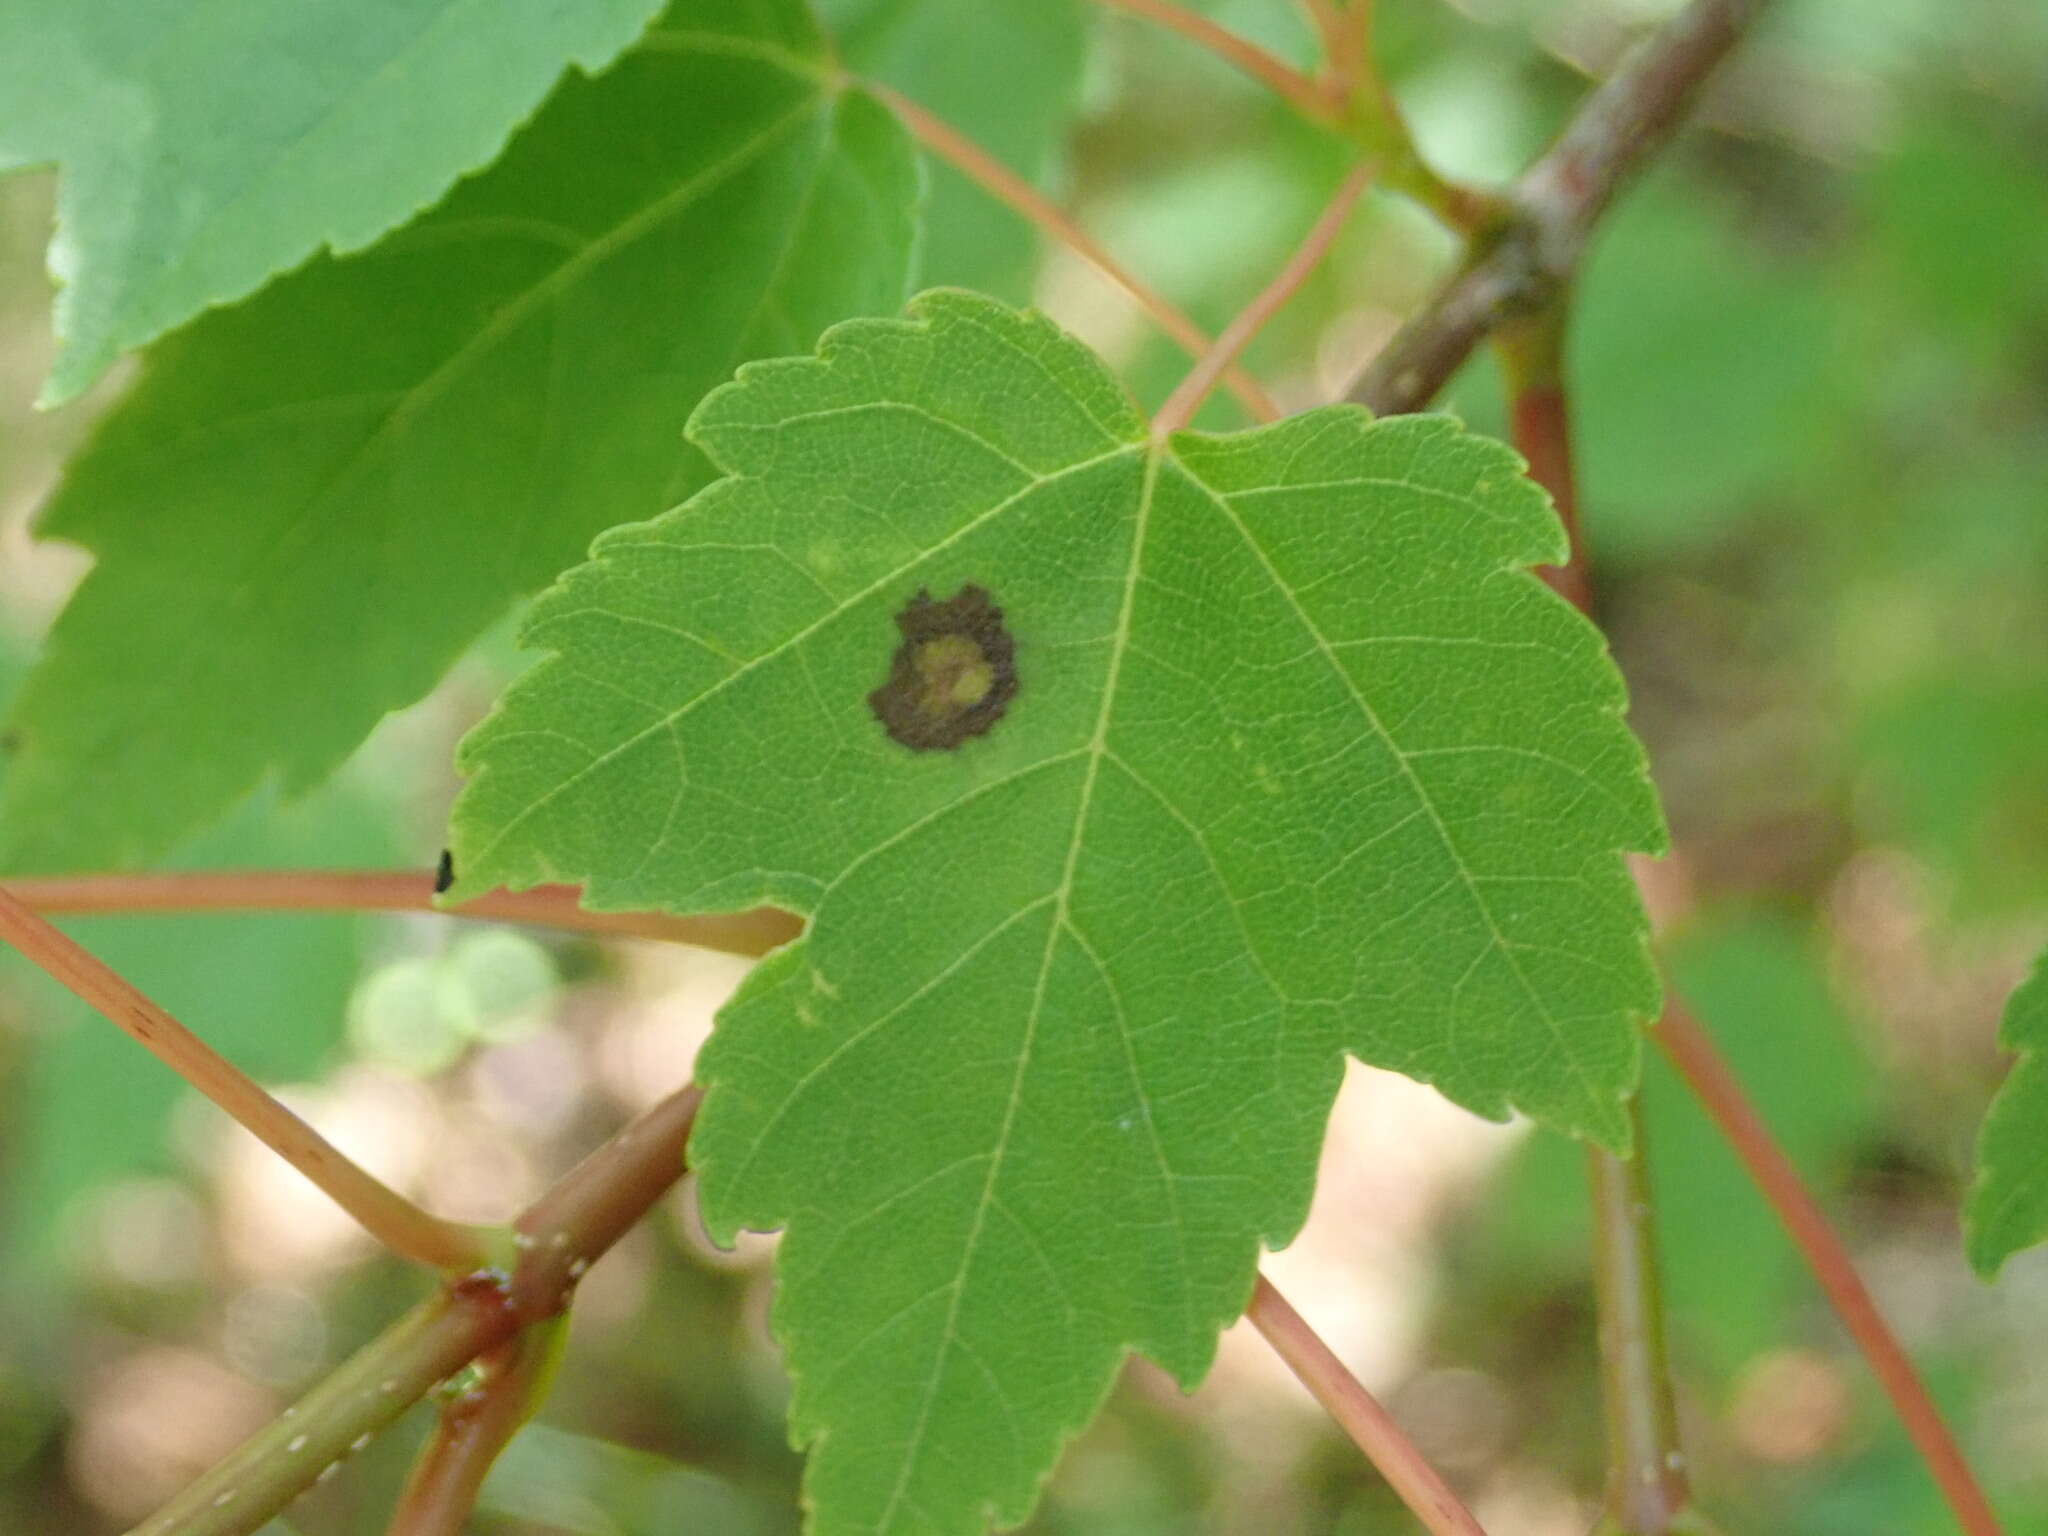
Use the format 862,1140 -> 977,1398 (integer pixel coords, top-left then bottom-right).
869,441 -> 1163,1532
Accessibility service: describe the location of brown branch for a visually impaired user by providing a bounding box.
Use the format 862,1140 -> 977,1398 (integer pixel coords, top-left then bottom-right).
0,883 -> 488,1273
869,83 -> 1279,423
1654,1006 -> 2004,1536
507,1084 -> 705,1322
7,868 -> 801,958
1348,0 -> 1764,417
1088,0 -> 1337,122
130,1085 -> 704,1536
385,1329 -> 556,1536
128,1287 -> 500,1536
1248,1276 -> 1489,1536
1153,163 -> 1372,436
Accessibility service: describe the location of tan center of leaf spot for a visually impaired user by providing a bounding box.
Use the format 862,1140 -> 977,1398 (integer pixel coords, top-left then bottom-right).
868,585 -> 1019,752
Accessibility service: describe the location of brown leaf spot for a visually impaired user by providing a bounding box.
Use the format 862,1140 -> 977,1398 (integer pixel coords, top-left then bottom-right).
869,585 -> 1018,752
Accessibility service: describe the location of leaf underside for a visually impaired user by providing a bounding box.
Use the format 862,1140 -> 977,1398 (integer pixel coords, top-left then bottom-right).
1,0 -> 672,403
449,290 -> 1664,1536
0,0 -> 917,873
1965,949 -> 2048,1276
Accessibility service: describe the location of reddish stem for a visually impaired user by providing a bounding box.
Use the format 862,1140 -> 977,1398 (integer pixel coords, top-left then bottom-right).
1497,269 -> 2001,1536
1248,1276 -> 1489,1536
7,868 -> 801,957
508,1084 -> 705,1321
56,865 -> 1475,1531
1153,163 -> 1373,437
1299,0 -> 1351,89
1511,382 -> 1591,608
1497,312 -> 1593,611
131,1085 -> 704,1536
385,1330 -> 555,1536
1336,0 -> 1373,85
0,883 -> 487,1273
1654,1005 -> 2003,1536
869,84 -> 1279,423
1089,0 -> 1337,122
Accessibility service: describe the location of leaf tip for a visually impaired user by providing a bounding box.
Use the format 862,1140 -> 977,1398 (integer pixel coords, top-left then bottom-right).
1961,1166 -> 2021,1280
1963,1231 -> 2008,1282
34,343 -> 96,411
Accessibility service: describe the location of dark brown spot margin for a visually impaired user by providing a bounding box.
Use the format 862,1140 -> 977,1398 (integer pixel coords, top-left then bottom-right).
868,585 -> 1019,753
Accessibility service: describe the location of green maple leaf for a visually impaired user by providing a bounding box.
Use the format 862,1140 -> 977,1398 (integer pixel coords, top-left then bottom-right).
0,0 -> 917,873
0,0 -> 673,404
448,290 -> 1665,1534
1965,948 -> 2048,1277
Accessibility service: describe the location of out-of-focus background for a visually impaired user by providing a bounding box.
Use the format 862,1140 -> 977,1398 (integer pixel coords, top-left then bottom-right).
2,1 -> 2045,1531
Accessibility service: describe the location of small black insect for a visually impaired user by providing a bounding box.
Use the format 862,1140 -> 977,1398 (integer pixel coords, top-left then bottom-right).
434,848 -> 456,895
868,585 -> 1019,752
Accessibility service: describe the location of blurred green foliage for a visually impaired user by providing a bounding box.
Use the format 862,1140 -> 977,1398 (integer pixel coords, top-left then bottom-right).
3,781 -> 391,1276
1480,912 -> 1877,1382
1,0 -> 2044,1532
